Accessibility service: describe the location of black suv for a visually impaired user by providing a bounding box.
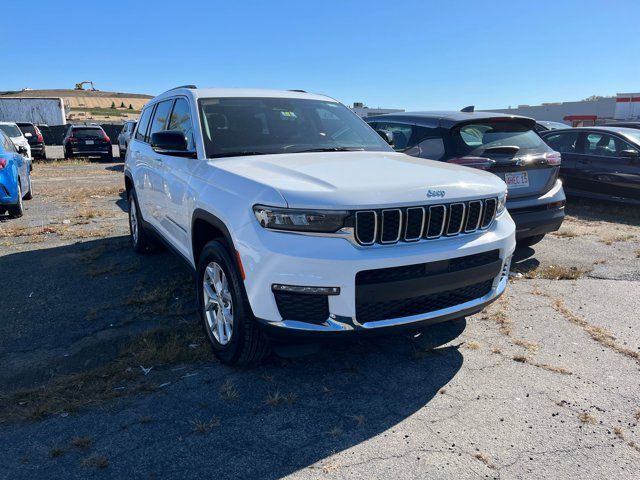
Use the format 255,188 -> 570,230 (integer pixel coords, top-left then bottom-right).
63,125 -> 113,160
365,111 -> 566,246
16,122 -> 46,160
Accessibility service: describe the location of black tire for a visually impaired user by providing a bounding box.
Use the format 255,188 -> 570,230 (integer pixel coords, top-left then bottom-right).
23,178 -> 33,200
128,189 -> 153,253
8,183 -> 24,218
119,147 -> 126,159
40,149 -> 47,161
102,152 -> 114,162
197,240 -> 270,366
517,234 -> 546,247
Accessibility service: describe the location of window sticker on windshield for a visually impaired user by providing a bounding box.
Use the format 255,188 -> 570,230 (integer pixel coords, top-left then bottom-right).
279,111 -> 297,120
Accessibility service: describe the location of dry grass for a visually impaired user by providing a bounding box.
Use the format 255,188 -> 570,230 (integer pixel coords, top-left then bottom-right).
554,229 -> 578,238
219,380 -> 239,401
81,454 -> 109,470
190,416 -> 221,433
578,412 -> 597,424
326,425 -> 343,437
552,298 -> 639,363
71,436 -> 94,449
636,249 -> 640,258
599,233 -> 634,245
473,452 -> 495,469
465,340 -> 481,350
87,258 -> 141,277
49,447 -> 67,458
523,264 -> 590,280
613,426 -> 640,453
265,390 -> 298,406
635,411 -> 640,422
0,324 -> 209,423
512,338 -> 540,353
509,354 -> 571,375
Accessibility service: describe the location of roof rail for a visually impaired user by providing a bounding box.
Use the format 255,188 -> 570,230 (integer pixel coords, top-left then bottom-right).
168,85 -> 197,91
288,89 -> 307,93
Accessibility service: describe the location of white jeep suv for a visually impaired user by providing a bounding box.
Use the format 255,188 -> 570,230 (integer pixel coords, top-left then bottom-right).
124,86 -> 515,365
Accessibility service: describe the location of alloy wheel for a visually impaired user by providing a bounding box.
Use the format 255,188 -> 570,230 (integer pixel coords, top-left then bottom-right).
203,262 -> 234,345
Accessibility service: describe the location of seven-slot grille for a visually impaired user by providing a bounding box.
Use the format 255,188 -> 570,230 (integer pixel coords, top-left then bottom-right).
353,198 -> 498,246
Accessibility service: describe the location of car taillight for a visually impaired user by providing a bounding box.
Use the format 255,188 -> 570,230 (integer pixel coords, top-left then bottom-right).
103,134 -> 111,143
448,156 -> 496,170
34,126 -> 44,143
545,151 -> 562,166
0,158 -> 7,169
68,137 -> 78,143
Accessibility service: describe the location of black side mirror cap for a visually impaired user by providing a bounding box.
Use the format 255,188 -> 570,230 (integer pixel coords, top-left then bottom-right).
620,149 -> 639,159
17,145 -> 28,155
151,130 -> 195,157
376,129 -> 394,146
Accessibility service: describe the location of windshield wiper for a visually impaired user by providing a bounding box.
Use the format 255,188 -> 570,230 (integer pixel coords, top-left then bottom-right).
209,151 -> 270,159
293,147 -> 365,153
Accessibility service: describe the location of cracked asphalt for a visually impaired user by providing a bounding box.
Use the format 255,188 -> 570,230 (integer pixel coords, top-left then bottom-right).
1,158 -> 639,479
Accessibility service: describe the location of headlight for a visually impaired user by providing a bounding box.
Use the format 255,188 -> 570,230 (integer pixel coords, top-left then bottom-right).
253,205 -> 349,233
496,190 -> 508,216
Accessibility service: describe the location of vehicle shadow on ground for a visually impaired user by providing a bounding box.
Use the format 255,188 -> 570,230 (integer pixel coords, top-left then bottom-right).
0,236 -> 191,389
0,236 -> 467,478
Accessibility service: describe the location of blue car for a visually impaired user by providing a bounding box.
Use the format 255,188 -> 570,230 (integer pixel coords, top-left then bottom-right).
0,129 -> 32,218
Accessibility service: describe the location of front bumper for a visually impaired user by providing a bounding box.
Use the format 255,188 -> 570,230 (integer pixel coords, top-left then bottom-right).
507,179 -> 566,240
237,211 -> 516,333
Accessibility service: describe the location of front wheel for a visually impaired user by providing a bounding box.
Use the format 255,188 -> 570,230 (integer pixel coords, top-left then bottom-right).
197,241 -> 270,365
128,190 -> 153,253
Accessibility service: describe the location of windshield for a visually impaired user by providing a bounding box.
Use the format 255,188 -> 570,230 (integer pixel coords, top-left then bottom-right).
198,97 -> 392,158
0,124 -> 22,138
454,120 -> 546,155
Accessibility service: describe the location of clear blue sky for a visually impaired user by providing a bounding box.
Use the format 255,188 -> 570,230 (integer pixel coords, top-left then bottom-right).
4,0 -> 640,110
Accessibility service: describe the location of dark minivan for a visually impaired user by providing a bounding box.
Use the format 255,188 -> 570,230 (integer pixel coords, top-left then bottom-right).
365,111 -> 566,246
63,125 -> 113,160
540,126 -> 640,203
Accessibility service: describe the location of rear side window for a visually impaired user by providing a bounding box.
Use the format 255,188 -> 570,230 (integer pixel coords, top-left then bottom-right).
0,124 -> 22,138
135,107 -> 153,142
148,100 -> 175,140
167,98 -> 195,150
583,132 -> 630,157
454,120 -> 545,155
544,131 -> 579,153
72,127 -> 104,139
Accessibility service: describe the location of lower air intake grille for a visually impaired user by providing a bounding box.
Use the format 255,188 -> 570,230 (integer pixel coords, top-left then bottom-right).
356,280 -> 493,323
274,292 -> 329,324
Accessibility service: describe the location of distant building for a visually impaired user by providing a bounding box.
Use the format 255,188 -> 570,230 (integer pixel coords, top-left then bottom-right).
350,102 -> 404,117
0,88 -> 153,124
486,93 -> 640,127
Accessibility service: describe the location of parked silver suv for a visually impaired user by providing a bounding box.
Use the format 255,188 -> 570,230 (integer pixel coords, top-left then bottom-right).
365,111 -> 566,246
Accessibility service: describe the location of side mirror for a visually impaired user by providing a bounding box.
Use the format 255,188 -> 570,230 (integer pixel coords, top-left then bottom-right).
150,130 -> 195,157
619,149 -> 639,159
17,145 -> 28,155
376,129 -> 394,146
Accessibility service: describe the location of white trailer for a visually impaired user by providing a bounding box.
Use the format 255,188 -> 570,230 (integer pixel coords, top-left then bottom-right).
0,97 -> 66,125
614,93 -> 640,120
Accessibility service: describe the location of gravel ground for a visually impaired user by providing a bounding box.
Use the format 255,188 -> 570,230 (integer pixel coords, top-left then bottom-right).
0,157 -> 639,480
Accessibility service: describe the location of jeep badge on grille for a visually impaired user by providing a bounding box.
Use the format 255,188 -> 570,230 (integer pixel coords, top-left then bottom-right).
427,189 -> 446,198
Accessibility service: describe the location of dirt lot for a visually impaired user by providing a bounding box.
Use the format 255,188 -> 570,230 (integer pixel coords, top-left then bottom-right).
1,156 -> 639,479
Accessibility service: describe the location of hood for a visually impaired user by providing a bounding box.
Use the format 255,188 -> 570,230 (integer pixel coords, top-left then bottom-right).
214,151 -> 506,209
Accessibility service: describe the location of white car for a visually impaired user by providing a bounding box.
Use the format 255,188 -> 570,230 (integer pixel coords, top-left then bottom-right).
0,122 -> 31,159
124,86 -> 516,365
117,120 -> 137,159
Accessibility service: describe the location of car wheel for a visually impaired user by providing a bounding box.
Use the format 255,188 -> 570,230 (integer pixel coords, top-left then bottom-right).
197,240 -> 270,365
8,183 -> 24,218
40,150 -> 47,161
119,147 -> 126,159
128,190 -> 153,253
517,234 -> 545,247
